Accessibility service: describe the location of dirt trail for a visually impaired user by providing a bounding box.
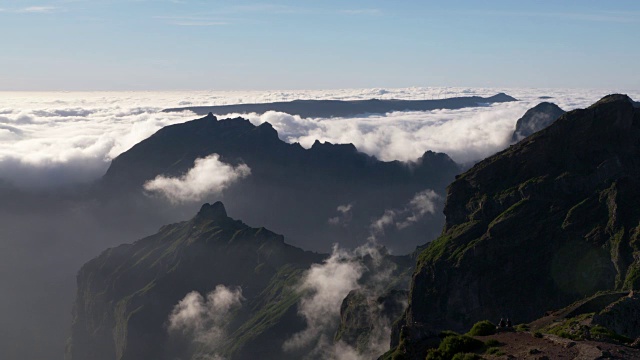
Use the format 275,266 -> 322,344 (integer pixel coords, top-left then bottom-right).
476,331 -> 640,359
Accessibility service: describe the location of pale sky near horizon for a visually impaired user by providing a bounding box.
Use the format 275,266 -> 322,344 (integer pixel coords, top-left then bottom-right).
1,0 -> 639,91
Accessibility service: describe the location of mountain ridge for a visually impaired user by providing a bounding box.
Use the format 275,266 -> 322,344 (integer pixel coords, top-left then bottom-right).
385,94 -> 640,358
66,202 -> 413,360
162,93 -> 518,118
101,113 -> 461,253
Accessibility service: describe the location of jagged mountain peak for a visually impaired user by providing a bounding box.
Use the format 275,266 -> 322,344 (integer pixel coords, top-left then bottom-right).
195,201 -> 228,221
511,101 -> 565,142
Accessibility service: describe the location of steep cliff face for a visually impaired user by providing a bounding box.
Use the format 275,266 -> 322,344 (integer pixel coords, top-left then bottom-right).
66,202 -> 324,360
391,94 -> 640,356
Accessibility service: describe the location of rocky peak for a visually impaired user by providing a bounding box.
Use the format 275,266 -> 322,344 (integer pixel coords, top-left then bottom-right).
591,94 -> 635,107
195,201 -> 228,221
310,139 -> 358,153
253,121 -> 280,140
511,102 -> 565,142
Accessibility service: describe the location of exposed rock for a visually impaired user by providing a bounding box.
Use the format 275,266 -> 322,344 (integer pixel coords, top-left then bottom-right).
593,291 -> 640,339
335,289 -> 408,354
511,102 -> 565,142
389,94 -> 640,358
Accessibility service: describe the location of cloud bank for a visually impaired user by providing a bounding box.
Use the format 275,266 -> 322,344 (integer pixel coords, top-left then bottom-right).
0,88 -> 637,187
144,154 -> 251,203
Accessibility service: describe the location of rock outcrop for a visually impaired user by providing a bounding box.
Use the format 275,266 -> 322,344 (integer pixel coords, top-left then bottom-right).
388,94 -> 640,358
511,102 -> 565,142
593,291 -> 640,340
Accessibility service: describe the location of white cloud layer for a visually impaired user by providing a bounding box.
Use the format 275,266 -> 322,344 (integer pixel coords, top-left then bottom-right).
144,154 -> 251,203
0,87 -> 637,187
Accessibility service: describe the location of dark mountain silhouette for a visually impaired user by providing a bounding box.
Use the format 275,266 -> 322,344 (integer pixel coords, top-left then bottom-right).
163,93 -> 517,118
511,102 -> 565,142
66,202 -> 412,360
101,114 -> 461,253
384,94 -> 640,358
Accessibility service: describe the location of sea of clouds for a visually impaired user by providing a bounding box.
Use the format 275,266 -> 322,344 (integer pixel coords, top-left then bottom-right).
0,87 -> 637,188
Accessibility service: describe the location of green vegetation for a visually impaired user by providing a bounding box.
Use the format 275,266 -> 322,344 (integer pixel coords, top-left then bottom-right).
439,330 -> 461,338
485,347 -> 505,356
416,220 -> 480,266
484,339 -> 501,347
515,323 -> 529,332
590,325 -> 633,343
543,313 -> 594,340
425,335 -> 484,360
467,320 -> 496,336
451,353 -> 483,360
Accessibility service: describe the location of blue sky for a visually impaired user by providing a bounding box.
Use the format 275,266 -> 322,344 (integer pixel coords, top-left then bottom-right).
1,0 -> 639,90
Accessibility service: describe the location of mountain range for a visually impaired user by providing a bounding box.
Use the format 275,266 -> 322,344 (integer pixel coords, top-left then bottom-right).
101,113 -> 460,253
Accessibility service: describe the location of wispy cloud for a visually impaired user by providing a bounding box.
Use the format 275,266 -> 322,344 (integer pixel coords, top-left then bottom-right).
230,4 -> 302,14
18,6 -> 56,13
340,9 -> 381,16
480,10 -> 640,23
169,20 -> 228,26
154,15 -> 229,26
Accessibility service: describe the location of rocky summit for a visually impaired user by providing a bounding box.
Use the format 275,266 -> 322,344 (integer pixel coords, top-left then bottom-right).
511,102 -> 565,142
386,94 -> 640,358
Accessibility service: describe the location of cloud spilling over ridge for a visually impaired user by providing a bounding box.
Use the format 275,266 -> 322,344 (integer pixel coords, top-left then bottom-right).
284,243 -> 404,359
144,154 -> 251,203
216,103 -> 535,164
0,88 -> 636,187
284,246 -> 364,353
168,285 -> 244,359
370,189 -> 441,239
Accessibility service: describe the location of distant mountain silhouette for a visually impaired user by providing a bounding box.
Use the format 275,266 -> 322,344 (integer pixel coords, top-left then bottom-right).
163,93 -> 517,118
511,102 -> 565,142
101,114 -> 461,253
